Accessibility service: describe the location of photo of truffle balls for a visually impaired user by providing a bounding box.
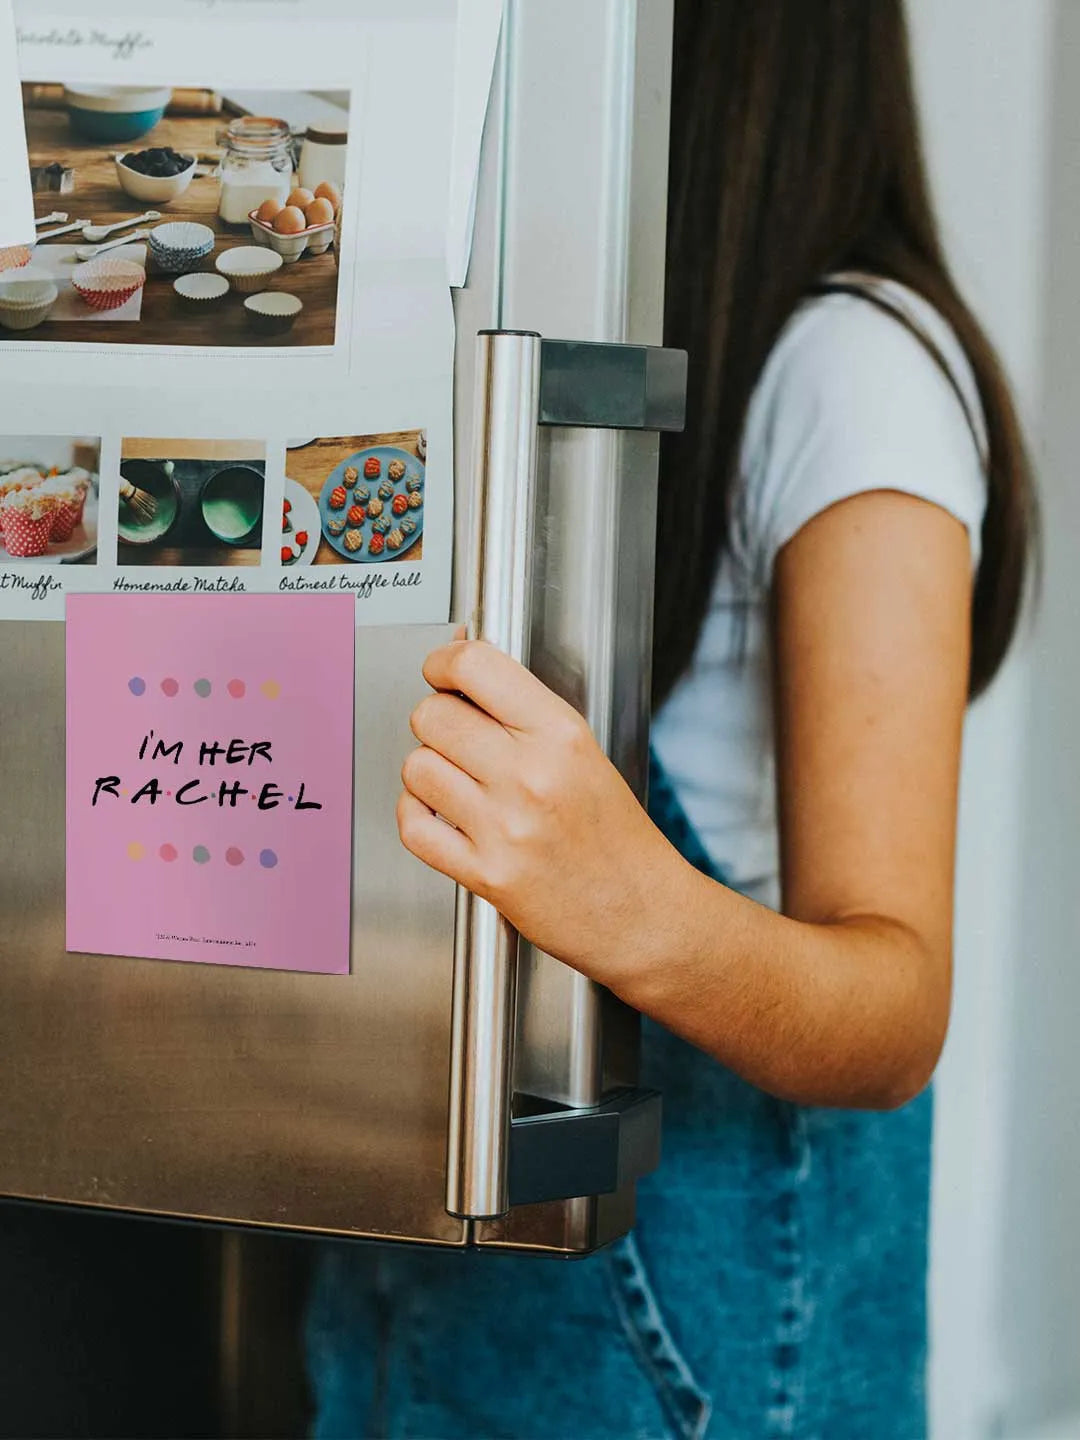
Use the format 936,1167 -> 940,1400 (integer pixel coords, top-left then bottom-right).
0,436 -> 100,564
6,84 -> 349,348
116,437 -> 266,567
284,430 -> 426,565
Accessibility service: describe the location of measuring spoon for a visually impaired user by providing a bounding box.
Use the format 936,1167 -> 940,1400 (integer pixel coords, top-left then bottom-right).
75,229 -> 151,262
81,211 -> 162,243
33,219 -> 91,242
35,212 -> 69,227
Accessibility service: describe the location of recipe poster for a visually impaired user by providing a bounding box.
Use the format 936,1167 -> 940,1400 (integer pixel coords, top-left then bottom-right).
65,591 -> 355,972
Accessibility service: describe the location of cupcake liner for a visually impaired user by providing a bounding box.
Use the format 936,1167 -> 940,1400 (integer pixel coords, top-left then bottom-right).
50,498 -> 81,542
4,509 -> 53,557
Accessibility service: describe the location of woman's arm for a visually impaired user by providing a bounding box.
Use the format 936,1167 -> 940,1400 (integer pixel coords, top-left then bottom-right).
398,489 -> 973,1110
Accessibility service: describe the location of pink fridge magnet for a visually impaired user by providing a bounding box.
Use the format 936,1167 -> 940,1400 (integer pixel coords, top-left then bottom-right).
66,592 -> 355,973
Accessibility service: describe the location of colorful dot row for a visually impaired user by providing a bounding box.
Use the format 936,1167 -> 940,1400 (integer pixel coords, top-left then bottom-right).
128,677 -> 281,700
127,841 -> 278,868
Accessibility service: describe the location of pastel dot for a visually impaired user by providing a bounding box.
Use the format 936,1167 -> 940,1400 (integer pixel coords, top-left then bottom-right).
227,678 -> 246,699
128,676 -> 146,696
287,796 -> 294,803
161,678 -> 179,697
259,848 -> 278,869
192,844 -> 211,864
225,846 -> 245,867
260,679 -> 281,700
126,841 -> 144,861
194,678 -> 212,698
159,843 -> 178,863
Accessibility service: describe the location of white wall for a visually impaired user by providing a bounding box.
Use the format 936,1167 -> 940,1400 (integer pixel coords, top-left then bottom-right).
908,2 -> 1080,1437
997,1 -> 1080,1431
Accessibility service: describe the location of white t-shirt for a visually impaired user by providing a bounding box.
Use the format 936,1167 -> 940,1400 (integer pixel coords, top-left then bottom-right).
650,281 -> 988,910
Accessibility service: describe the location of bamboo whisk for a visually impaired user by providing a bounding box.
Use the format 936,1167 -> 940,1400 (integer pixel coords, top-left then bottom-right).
119,477 -> 158,524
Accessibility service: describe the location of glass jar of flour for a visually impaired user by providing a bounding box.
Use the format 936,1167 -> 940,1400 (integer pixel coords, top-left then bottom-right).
217,116 -> 294,225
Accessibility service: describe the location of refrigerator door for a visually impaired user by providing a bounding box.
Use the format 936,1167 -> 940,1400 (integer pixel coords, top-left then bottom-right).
455,0 -> 675,1254
0,0 -> 672,1253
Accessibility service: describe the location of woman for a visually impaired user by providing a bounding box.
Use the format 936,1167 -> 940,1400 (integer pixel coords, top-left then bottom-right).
307,2 -> 1035,1435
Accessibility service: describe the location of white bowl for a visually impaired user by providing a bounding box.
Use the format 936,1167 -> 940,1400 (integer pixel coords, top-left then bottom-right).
64,85 -> 172,115
173,272 -> 229,305
215,245 -> 284,292
115,151 -> 196,204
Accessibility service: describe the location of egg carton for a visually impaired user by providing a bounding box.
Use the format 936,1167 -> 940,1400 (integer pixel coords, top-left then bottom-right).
247,210 -> 335,262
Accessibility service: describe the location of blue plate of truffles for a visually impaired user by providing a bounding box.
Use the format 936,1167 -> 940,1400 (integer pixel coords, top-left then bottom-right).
317,445 -> 425,563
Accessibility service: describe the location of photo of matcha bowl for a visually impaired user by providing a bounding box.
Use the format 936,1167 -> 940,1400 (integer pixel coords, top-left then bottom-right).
199,465 -> 264,546
117,440 -> 266,569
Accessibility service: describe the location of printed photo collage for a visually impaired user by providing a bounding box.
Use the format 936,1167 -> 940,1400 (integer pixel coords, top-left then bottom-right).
0,427 -> 431,611
0,50 -> 463,627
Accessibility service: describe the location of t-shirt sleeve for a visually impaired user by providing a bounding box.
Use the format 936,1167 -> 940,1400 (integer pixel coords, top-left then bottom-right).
736,293 -> 988,582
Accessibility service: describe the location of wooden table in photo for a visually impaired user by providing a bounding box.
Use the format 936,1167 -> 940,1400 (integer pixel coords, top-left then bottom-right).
118,438 -> 265,568
285,434 -> 425,565
11,107 -> 339,348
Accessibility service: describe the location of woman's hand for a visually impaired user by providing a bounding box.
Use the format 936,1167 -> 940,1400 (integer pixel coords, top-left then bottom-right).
397,638 -> 689,977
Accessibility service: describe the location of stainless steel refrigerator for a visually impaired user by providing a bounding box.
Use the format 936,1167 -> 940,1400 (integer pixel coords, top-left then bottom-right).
0,0 -> 678,1425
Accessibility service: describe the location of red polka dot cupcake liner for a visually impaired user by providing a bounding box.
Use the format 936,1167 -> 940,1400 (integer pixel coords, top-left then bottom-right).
4,510 -> 54,556
49,498 -> 81,542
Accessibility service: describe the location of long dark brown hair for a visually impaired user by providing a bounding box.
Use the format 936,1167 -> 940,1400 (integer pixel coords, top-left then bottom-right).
655,0 -> 1036,705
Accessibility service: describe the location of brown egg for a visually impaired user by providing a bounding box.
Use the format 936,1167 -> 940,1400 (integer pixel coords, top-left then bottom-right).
286,187 -> 315,211
256,197 -> 284,225
304,197 -> 335,227
273,205 -> 308,235
313,181 -> 342,213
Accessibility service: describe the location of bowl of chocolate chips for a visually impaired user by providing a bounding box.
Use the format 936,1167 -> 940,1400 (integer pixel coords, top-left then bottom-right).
115,147 -> 197,204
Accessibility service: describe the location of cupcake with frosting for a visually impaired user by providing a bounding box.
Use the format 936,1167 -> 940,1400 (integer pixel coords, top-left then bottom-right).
38,471 -> 88,542
0,467 -> 43,537
2,486 -> 56,556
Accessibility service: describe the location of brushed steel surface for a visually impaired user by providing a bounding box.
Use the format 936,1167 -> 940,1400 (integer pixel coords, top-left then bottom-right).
0,620 -> 464,1244
447,330 -> 541,1220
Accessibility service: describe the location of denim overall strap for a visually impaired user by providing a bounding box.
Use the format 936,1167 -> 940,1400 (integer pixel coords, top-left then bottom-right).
647,746 -> 732,888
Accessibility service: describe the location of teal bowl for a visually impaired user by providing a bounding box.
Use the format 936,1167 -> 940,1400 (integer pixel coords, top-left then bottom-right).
65,86 -> 171,143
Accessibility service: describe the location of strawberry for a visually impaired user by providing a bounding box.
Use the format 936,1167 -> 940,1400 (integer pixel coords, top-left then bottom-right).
283,498 -> 292,514
295,530 -> 309,547
280,545 -> 295,564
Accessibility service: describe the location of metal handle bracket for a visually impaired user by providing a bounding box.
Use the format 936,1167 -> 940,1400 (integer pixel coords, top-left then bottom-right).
509,1087 -> 661,1209
538,338 -> 687,432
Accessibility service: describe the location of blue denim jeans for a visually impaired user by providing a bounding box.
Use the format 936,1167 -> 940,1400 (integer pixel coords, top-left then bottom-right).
306,753 -> 931,1438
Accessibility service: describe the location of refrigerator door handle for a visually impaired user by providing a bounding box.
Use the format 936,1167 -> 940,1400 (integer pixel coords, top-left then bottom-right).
446,330 -> 688,1222
446,330 -> 543,1221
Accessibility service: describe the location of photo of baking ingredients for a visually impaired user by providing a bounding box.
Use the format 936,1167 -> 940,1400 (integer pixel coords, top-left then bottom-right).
0,436 -> 100,564
0,85 -> 349,347
117,439 -> 266,567
284,431 -> 427,567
